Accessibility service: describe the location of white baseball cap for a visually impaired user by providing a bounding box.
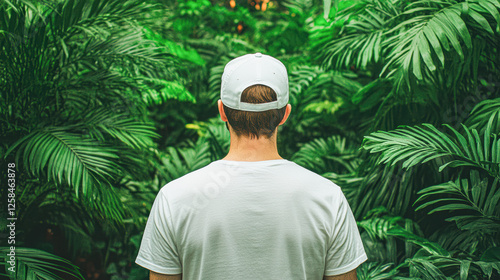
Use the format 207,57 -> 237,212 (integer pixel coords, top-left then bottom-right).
220,52 -> 289,112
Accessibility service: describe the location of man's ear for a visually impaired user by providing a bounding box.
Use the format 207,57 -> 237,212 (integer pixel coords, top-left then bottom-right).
218,99 -> 228,122
278,104 -> 292,125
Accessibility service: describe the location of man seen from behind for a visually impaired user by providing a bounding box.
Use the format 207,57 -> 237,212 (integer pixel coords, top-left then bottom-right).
135,53 -> 368,280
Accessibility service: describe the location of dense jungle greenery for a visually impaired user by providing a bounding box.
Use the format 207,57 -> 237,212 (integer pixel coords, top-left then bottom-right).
1,0 -> 499,279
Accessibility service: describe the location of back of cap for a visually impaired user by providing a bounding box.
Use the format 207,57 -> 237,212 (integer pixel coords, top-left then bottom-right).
221,53 -> 289,112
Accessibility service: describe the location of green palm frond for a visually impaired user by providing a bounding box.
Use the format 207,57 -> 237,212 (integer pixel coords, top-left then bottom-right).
349,77 -> 442,132
280,66 -> 363,140
384,1 -> 469,81
358,207 -> 408,238
388,227 -> 450,257
79,108 -> 159,150
288,65 -> 362,103
358,209 -> 449,257
357,262 -> 398,280
0,0 -> 184,140
429,223 -> 484,253
351,78 -> 394,112
382,0 -> 500,86
285,66 -> 358,142
465,97 -> 500,134
415,170 -> 500,235
75,28 -> 178,85
315,1 -> 391,70
7,128 -> 118,189
404,255 -> 453,280
159,140 -> 212,183
0,247 -> 84,280
6,128 -> 120,192
345,161 -> 428,218
139,77 -> 196,106
471,260 -> 500,279
4,127 -> 126,221
95,118 -> 158,150
400,253 -> 500,280
187,37 -> 231,64
358,214 -> 499,279
318,0 -> 499,102
1,0 -> 163,73
363,114 -> 500,177
0,0 -> 175,224
288,65 -> 323,101
142,25 -> 206,66
292,135 -> 360,174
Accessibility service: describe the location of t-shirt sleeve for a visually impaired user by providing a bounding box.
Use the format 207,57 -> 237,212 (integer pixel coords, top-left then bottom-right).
324,189 -> 367,276
135,190 -> 182,274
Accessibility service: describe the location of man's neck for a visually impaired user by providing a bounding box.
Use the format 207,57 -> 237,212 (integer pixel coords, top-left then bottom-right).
222,133 -> 282,162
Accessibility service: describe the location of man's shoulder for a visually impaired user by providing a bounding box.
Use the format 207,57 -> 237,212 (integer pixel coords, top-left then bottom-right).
279,160 -> 341,190
288,161 -> 336,182
158,159 -> 341,197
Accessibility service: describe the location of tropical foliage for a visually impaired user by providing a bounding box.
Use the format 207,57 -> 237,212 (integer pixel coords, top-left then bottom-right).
1,0 -> 499,279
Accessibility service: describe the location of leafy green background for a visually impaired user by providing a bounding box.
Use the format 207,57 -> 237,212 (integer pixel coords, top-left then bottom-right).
0,0 -> 499,279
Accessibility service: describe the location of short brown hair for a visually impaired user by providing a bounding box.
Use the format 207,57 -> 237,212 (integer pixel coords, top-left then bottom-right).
223,85 -> 287,139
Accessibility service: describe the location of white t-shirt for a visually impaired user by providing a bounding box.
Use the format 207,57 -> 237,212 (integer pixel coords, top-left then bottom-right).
136,159 -> 367,279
